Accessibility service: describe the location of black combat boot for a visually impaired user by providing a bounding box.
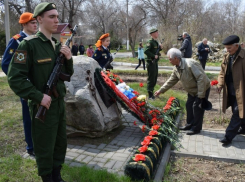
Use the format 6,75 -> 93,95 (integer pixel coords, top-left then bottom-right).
52,165 -> 66,182
41,174 -> 54,182
148,91 -> 155,100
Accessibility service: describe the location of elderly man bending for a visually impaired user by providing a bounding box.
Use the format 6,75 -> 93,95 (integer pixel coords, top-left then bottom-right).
155,48 -> 210,135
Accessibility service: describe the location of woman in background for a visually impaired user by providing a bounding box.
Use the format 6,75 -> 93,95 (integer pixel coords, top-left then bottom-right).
135,42 -> 145,70
86,44 -> 94,57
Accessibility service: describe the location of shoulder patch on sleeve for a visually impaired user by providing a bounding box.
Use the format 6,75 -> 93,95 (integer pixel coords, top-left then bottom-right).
12,34 -> 21,40
9,49 -> 14,54
13,50 -> 27,64
24,35 -> 38,41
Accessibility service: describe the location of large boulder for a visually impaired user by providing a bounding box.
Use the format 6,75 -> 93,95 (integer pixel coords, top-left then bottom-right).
64,56 -> 122,138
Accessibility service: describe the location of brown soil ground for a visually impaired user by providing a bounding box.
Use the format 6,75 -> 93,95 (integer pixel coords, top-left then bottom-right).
164,156 -> 245,182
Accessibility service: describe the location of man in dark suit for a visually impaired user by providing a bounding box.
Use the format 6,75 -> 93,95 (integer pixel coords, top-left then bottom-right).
198,38 -> 210,69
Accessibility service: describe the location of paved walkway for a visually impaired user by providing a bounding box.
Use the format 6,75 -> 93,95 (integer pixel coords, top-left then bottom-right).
173,129 -> 245,163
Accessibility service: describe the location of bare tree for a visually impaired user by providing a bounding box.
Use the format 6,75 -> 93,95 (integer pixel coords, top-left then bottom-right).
119,5 -> 147,57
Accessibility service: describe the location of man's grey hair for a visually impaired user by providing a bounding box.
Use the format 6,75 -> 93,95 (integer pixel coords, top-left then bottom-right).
167,48 -> 182,59
183,32 -> 188,36
203,38 -> 207,42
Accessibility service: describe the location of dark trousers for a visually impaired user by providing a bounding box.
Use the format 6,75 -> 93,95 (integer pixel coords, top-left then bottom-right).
186,88 -> 210,131
147,61 -> 158,93
225,95 -> 245,141
30,98 -> 67,176
199,59 -> 207,70
135,59 -> 145,70
20,98 -> 33,152
79,51 -> 84,55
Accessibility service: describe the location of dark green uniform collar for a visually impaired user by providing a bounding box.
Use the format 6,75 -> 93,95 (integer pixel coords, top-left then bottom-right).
36,31 -> 58,43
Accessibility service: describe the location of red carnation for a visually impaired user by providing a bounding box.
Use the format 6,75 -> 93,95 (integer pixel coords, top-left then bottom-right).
149,130 -> 158,136
144,136 -> 153,141
142,125 -> 146,132
168,97 -> 175,102
211,80 -> 218,86
152,125 -> 160,130
133,121 -> 137,125
133,154 -> 146,162
139,83 -> 144,87
151,118 -> 158,124
141,139 -> 151,146
138,145 -> 148,153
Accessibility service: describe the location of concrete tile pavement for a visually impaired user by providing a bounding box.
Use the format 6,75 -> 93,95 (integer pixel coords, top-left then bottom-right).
172,129 -> 245,163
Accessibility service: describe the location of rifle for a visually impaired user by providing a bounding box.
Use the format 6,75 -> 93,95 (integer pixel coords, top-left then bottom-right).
152,38 -> 164,63
103,46 -> 120,70
35,25 -> 78,122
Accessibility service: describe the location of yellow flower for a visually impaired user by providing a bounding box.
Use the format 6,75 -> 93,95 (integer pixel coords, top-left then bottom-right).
137,95 -> 146,101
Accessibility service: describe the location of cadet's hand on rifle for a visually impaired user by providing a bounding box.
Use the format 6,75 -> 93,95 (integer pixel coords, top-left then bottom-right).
155,55 -> 158,59
60,45 -> 72,60
41,94 -> 52,109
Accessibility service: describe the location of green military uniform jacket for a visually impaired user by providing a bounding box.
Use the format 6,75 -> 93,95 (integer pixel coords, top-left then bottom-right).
144,38 -> 161,62
8,31 -> 74,105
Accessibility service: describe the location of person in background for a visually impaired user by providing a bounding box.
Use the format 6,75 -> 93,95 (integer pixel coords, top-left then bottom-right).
179,32 -> 192,58
79,42 -> 85,55
86,44 -> 94,57
92,33 -> 111,68
155,48 -> 210,135
71,42 -> 78,56
217,35 -> 245,146
144,28 -> 162,100
1,12 -> 37,157
7,2 -> 74,181
135,42 -> 145,70
198,38 -> 210,69
240,42 -> 245,49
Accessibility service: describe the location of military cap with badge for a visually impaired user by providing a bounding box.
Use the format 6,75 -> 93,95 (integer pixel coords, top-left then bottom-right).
149,28 -> 158,34
33,2 -> 57,18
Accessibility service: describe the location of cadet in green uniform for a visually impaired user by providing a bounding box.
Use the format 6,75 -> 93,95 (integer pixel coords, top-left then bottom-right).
7,2 -> 73,182
144,28 -> 162,99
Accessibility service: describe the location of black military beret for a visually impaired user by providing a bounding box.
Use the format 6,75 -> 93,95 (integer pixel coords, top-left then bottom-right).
222,35 -> 240,45
33,2 -> 57,18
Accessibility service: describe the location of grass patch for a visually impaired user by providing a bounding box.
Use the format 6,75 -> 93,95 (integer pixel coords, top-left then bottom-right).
206,62 -> 222,67
0,76 -> 133,181
0,154 -> 132,182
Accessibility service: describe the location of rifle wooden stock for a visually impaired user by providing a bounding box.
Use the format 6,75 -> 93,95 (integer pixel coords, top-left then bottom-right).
35,105 -> 47,123
35,25 -> 78,122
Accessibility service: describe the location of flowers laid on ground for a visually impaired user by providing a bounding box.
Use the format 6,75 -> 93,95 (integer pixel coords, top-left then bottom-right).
95,69 -> 181,182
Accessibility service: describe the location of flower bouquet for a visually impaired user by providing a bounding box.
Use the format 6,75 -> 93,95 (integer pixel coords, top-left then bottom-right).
94,68 -> 181,181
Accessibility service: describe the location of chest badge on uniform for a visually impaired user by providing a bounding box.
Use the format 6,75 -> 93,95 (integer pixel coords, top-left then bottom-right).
147,43 -> 150,46
105,56 -> 107,59
9,49 -> 14,54
14,50 -> 27,64
94,53 -> 97,56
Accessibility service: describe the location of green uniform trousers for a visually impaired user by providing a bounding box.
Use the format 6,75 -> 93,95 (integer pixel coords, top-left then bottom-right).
29,97 -> 67,176
147,61 -> 158,92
